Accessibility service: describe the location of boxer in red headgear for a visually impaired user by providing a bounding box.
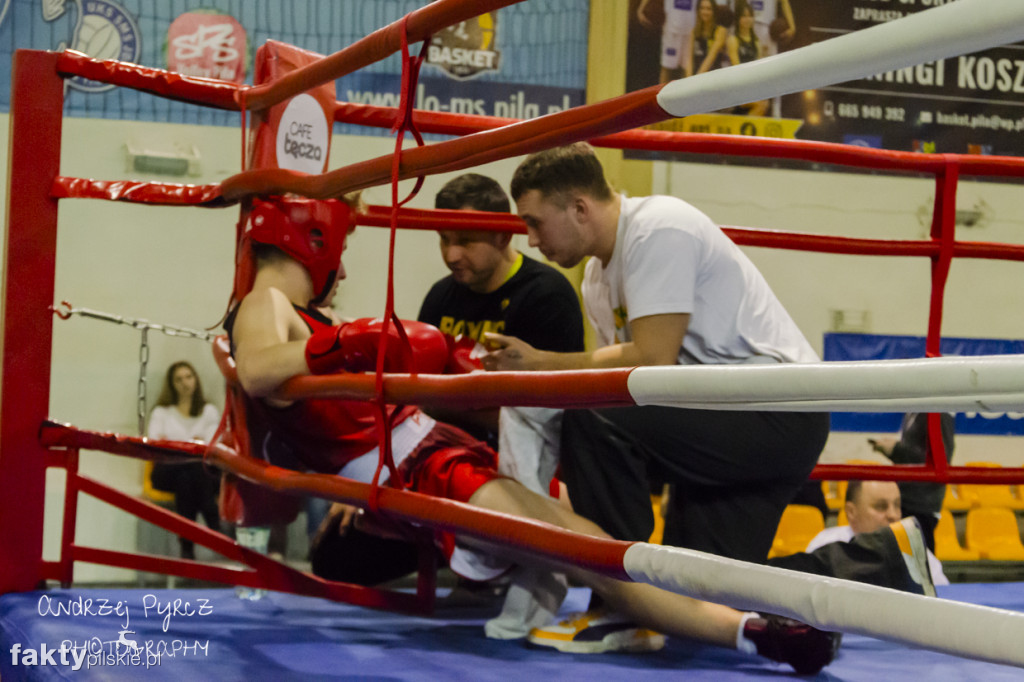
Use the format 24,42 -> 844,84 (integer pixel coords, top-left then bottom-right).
225,194 -> 511,584
224,196 -> 838,674
245,197 -> 350,307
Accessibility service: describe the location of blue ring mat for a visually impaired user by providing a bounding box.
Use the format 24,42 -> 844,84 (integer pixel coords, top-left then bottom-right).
2,582 -> 1023,680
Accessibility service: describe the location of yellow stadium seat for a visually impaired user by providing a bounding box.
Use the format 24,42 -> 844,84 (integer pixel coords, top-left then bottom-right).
837,507 -> 848,527
934,509 -> 979,561
142,460 -> 175,505
964,507 -> 1024,560
943,483 -> 973,512
768,505 -> 825,559
959,462 -> 1024,511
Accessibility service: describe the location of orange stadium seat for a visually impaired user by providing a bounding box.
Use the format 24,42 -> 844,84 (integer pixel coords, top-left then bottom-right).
934,509 -> 980,561
964,507 -> 1024,560
768,505 -> 825,559
959,462 -> 1024,511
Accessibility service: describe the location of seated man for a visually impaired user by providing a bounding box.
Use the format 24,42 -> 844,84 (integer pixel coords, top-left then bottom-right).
224,194 -> 841,674
807,480 -> 949,586
417,173 -> 584,447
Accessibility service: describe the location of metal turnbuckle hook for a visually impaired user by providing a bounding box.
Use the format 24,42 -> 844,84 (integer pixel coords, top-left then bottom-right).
50,300 -> 73,320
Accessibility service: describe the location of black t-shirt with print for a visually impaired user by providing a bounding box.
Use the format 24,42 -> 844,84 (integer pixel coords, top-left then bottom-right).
418,254 -> 584,353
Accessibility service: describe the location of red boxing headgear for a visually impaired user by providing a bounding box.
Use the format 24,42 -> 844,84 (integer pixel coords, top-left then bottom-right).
246,197 -> 353,305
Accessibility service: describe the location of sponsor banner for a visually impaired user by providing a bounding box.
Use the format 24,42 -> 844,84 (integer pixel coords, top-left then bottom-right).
647,113 -> 802,138
0,1 -> 587,130
274,93 -> 330,173
342,73 -> 582,123
785,0 -> 1024,157
54,0 -> 143,94
624,0 -> 1024,164
166,10 -> 249,83
426,12 -> 501,81
824,332 -> 1024,435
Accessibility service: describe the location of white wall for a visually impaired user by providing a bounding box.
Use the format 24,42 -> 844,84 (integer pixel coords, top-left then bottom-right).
3,113 -> 1023,582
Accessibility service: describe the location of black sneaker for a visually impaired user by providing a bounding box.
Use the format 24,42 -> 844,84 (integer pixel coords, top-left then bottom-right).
743,614 -> 841,675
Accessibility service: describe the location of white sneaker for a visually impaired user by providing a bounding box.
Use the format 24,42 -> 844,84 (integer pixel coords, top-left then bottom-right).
890,517 -> 936,597
527,610 -> 665,654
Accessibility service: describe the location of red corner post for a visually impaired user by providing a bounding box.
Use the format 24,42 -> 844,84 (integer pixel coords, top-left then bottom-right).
0,50 -> 64,593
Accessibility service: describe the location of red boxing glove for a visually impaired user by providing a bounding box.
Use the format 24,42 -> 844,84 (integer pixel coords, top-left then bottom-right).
401,320 -> 450,374
445,334 -> 484,374
305,319 -> 448,375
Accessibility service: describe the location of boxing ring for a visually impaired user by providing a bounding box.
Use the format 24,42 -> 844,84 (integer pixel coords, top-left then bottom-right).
5,0 -> 1024,677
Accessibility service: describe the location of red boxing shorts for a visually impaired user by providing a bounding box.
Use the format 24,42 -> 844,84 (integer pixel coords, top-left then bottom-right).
401,421 -> 506,503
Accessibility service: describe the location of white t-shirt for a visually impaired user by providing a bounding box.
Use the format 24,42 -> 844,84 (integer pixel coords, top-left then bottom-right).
806,525 -> 950,586
582,194 -> 817,366
147,403 -> 221,443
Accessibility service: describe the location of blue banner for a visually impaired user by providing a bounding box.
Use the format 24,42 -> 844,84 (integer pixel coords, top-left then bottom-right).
0,0 -> 587,132
824,332 -> 1024,435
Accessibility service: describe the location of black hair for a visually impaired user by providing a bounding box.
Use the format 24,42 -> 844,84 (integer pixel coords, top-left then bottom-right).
435,173 -> 511,213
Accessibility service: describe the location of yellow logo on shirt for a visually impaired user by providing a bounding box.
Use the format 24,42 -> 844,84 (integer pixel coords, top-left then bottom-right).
613,305 -> 628,331
439,317 -> 505,342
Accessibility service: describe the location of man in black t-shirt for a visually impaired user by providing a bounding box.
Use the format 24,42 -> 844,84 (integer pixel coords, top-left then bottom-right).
418,173 -> 584,443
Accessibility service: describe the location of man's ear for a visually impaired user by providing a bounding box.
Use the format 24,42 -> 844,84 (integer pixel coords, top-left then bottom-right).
494,230 -> 514,250
844,501 -> 856,525
571,194 -> 590,222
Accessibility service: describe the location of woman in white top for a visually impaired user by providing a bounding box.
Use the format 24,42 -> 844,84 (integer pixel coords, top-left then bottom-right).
147,361 -> 222,559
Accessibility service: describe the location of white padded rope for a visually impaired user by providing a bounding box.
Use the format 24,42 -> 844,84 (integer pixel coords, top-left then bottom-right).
657,0 -> 1024,118
624,543 -> 1024,668
626,355 -> 1024,412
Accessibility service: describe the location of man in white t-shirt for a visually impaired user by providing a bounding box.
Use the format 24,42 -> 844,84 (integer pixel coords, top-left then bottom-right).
808,480 -> 949,585
485,142 -> 827,565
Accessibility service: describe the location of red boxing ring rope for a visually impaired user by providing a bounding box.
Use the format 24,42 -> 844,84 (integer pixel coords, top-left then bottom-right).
38,421 -> 632,580
6,8 -> 1024,658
